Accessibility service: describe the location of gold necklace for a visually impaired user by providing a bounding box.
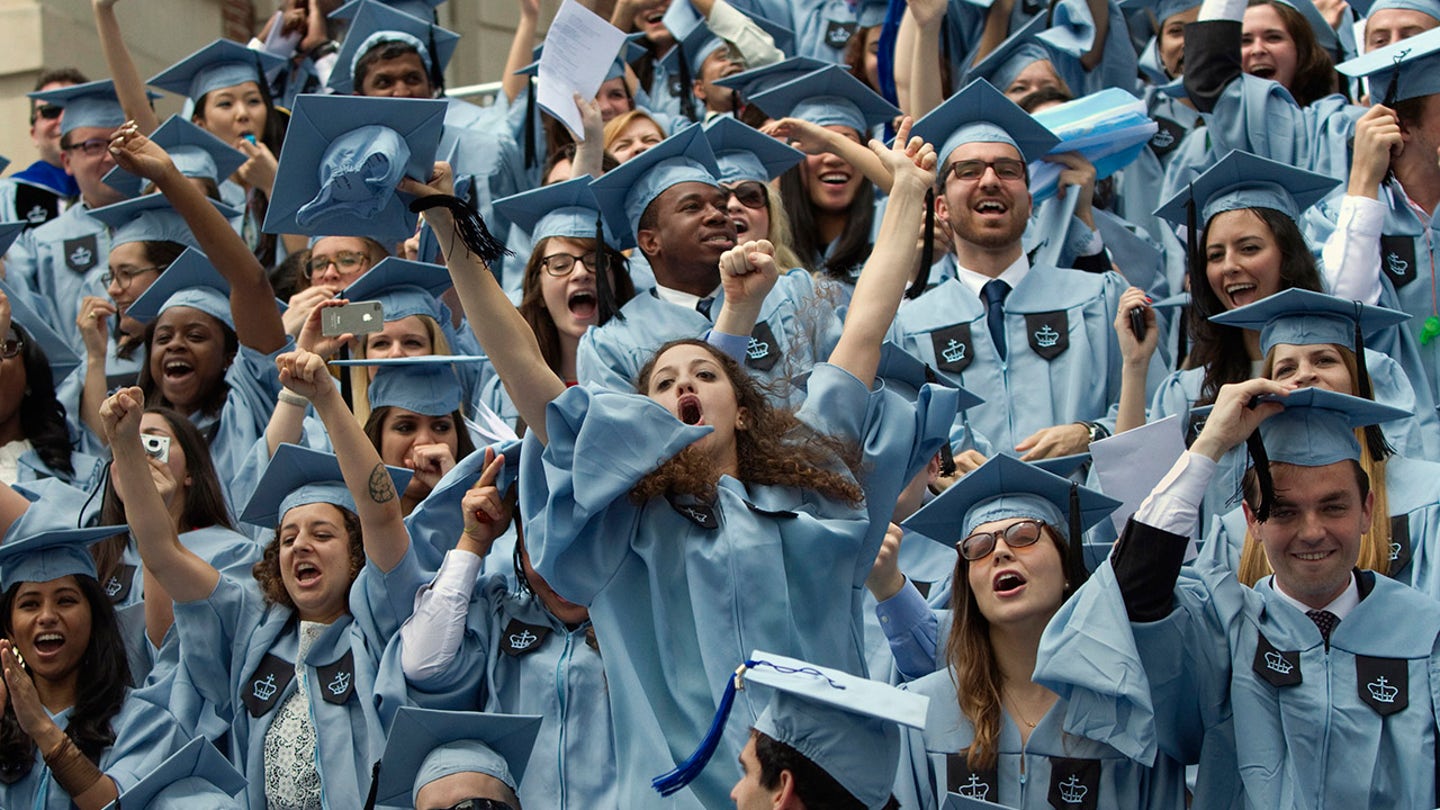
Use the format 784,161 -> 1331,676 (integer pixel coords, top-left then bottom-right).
1004,693 -> 1040,729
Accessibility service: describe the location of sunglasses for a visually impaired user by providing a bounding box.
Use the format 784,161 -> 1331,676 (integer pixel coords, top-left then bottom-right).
958,519 -> 1046,561
723,181 -> 768,210
0,337 -> 22,359
33,104 -> 63,122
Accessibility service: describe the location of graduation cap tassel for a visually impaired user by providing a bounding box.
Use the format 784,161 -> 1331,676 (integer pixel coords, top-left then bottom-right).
409,195 -> 513,266
362,761 -> 381,810
653,660 -> 759,796
677,43 -> 698,122
1350,301 -> 1394,460
595,214 -> 624,322
524,76 -> 538,169
921,365 -> 958,475
1066,483 -> 1089,589
1246,432 -> 1275,522
427,27 -> 445,95
907,189 -> 936,300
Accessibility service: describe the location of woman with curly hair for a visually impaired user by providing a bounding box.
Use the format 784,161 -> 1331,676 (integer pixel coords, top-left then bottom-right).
100,339 -> 417,808
404,119 -> 959,808
0,522 -> 190,810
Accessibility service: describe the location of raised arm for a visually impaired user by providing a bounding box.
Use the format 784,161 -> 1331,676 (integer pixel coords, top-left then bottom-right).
897,0 -> 949,117
400,163 -> 567,444
502,0 -> 542,104
100,386 -> 220,604
761,117 -> 892,191
1113,286 -> 1159,433
276,349 -> 411,572
92,0 -> 161,134
827,119 -> 935,388
108,124 -> 287,353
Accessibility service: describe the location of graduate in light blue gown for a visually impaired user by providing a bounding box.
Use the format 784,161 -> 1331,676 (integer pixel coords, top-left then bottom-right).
391,447 -> 618,809
897,81 -> 1163,459
1036,381 -> 1440,809
1191,290 -> 1440,603
580,124 -> 843,406
99,353 -> 418,809
873,455 -> 1187,810
404,128 -> 958,808
369,708 -> 542,810
0,524 -> 192,810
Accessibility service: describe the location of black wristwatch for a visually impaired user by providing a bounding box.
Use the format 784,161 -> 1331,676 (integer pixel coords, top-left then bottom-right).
1076,421 -> 1110,445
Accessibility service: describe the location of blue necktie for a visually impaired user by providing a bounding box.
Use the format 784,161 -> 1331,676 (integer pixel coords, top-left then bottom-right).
982,280 -> 1010,360
696,297 -> 715,320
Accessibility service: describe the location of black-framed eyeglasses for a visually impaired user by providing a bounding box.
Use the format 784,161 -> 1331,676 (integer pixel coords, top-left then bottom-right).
304,250 -> 370,279
102,264 -> 165,288
33,104 -> 63,123
948,158 -> 1028,184
435,800 -> 514,810
541,251 -> 597,277
0,337 -> 22,359
63,138 -> 110,157
958,518 -> 1046,561
723,181 -> 768,211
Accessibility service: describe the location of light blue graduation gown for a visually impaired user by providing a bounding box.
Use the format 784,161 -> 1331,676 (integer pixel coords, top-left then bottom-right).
894,666 -> 1188,809
192,342 -> 287,512
4,204 -> 110,358
0,684 -> 191,810
1038,546 -> 1440,809
521,362 -> 958,808
173,546 -> 426,809
575,268 -> 843,406
891,268 -> 1161,453
390,574 -> 617,809
730,0 -> 860,61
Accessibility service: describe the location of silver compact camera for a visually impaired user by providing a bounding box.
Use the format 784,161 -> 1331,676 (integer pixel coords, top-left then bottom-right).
141,434 -> 171,464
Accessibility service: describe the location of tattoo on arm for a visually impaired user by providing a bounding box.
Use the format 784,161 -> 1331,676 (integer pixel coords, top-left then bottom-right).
367,464 -> 396,504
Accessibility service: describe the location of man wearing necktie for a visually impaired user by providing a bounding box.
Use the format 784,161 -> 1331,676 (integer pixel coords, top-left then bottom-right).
1037,377 -> 1440,809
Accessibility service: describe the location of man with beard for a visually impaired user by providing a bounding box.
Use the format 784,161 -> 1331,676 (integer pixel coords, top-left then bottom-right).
893,80 -> 1160,463
583,125 -> 842,405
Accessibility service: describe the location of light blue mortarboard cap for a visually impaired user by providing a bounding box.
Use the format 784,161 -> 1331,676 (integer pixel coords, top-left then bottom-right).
1210,288 -> 1409,354
328,0 -> 460,95
1336,25 -> 1440,103
263,94 -> 447,244
88,193 -> 238,252
148,39 -> 286,103
338,256 -> 452,322
371,707 -> 543,806
589,124 -> 722,250
0,221 -> 22,257
1153,149 -> 1338,226
348,356 -> 487,415
911,79 -> 1060,164
0,276 -> 80,381
0,525 -> 123,591
902,453 -> 1119,546
874,342 -> 985,408
747,65 -> 899,133
103,115 -> 248,199
104,737 -> 246,810
961,15 -> 1056,91
124,247 -> 234,329
1120,0 -> 1204,26
1365,0 -> 1440,21
653,650 -> 929,806
702,116 -> 805,182
329,0 -> 447,20
238,443 -> 412,527
1255,387 -> 1410,466
27,80 -> 136,137
713,56 -> 830,100
494,177 -> 616,245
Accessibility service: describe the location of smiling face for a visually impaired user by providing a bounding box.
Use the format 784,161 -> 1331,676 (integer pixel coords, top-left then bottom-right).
964,518 -> 1068,631
1247,460 -> 1371,609
1160,7 -> 1200,77
800,126 -> 865,213
62,125 -> 124,209
632,0 -> 674,49
196,81 -> 268,149
1205,208 -> 1284,310
277,502 -> 355,623
1242,3 -> 1299,91
938,141 -> 1032,252
106,241 -> 164,318
8,576 -> 93,687
149,306 -> 230,414
536,237 -> 602,340
31,81 -> 74,166
364,315 -> 435,358
644,343 -> 746,474
1268,342 -> 1355,393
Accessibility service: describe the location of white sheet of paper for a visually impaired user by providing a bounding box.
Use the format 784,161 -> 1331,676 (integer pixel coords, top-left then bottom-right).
1091,415 -> 1186,538
537,0 -> 628,139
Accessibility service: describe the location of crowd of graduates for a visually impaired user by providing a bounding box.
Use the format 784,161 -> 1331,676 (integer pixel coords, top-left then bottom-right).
1,0 -> 1440,805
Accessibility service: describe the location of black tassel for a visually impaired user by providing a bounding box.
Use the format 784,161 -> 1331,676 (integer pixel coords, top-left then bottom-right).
427,26 -> 444,95
677,43 -> 698,122
1067,483 -> 1089,588
595,214 -> 625,322
524,76 -> 537,169
410,195 -> 512,265
1350,301 -> 1394,461
907,188 -> 936,300
362,760 -> 381,810
921,364 -> 957,475
1246,431 -> 1275,522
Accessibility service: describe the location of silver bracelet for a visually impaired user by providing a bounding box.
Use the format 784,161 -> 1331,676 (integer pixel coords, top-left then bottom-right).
277,390 -> 310,407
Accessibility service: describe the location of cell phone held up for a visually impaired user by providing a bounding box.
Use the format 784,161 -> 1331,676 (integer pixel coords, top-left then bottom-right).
1129,306 -> 1148,342
322,300 -> 385,337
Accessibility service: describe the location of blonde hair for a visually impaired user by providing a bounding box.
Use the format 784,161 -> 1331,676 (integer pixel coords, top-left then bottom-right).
603,110 -> 665,156
1238,345 -> 1391,585
347,314 -> 452,425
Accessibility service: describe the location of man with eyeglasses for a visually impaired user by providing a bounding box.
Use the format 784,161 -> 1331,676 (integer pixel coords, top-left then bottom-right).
5,80 -> 134,357
895,80 -> 1165,468
0,68 -> 87,229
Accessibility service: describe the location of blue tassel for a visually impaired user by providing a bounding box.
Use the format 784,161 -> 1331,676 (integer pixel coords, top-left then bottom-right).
653,660 -> 757,796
